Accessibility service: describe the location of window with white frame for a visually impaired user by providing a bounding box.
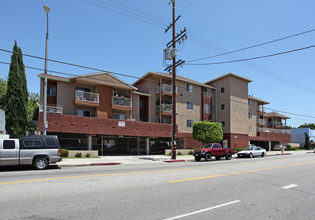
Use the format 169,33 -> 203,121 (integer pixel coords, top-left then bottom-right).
47,84 -> 56,96
113,113 -> 126,120
204,87 -> 211,97
204,104 -> 211,114
187,102 -> 194,110
76,109 -> 91,117
249,126 -> 253,132
186,119 -> 193,127
248,113 -> 252,119
186,84 -> 193,92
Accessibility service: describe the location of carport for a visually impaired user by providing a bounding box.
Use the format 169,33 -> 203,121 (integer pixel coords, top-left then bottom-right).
250,140 -> 279,151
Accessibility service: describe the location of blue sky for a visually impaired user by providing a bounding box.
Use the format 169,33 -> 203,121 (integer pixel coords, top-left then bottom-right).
1,0 -> 315,127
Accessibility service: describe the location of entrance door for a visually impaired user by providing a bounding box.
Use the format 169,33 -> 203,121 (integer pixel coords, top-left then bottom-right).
140,96 -> 148,122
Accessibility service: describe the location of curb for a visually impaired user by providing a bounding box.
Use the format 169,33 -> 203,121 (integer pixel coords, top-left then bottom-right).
164,160 -> 186,163
90,162 -> 121,166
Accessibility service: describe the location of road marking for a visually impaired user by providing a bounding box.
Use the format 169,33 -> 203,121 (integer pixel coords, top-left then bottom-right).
169,161 -> 315,183
282,184 -> 298,189
0,167 -> 193,186
163,200 -> 241,220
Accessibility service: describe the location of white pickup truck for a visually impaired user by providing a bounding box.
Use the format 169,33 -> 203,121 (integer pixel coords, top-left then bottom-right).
0,135 -> 62,169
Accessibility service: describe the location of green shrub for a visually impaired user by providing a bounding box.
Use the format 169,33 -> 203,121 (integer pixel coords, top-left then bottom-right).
168,151 -> 172,156
177,151 -> 182,155
75,152 -> 82,158
60,149 -> 69,157
188,150 -> 194,155
286,145 -> 292,151
85,153 -> 91,158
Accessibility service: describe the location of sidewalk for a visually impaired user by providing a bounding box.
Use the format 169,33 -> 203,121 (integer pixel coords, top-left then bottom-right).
56,150 -> 314,167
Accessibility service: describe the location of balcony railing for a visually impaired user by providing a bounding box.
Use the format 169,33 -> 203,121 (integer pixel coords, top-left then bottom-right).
258,106 -> 264,112
156,84 -> 178,94
75,90 -> 99,103
257,119 -> 265,125
112,96 -> 132,108
39,105 -> 63,114
267,122 -> 284,127
258,127 -> 291,134
156,104 -> 172,113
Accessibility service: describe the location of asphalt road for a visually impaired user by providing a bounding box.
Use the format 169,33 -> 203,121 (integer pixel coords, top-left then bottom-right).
1,153 -> 315,220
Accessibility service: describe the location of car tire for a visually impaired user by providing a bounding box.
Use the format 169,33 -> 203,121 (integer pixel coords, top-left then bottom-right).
249,153 -> 253,158
195,157 -> 201,161
215,156 -> 221,160
225,152 -> 232,160
205,153 -> 212,161
261,152 -> 265,157
34,158 -> 49,170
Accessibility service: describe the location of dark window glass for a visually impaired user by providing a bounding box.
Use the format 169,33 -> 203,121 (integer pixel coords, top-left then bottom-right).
34,141 -> 42,146
24,140 -> 33,146
221,87 -> 224,93
221,121 -> 225,127
3,140 -> 15,149
45,137 -> 56,146
221,104 -> 225,110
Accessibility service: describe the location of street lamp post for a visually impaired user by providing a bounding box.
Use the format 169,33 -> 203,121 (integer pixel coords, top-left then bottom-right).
43,5 -> 50,135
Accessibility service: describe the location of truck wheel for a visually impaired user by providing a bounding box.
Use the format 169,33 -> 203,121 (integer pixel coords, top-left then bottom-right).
205,153 -> 212,161
34,158 -> 49,170
195,157 -> 201,161
215,156 -> 221,160
225,152 -> 232,160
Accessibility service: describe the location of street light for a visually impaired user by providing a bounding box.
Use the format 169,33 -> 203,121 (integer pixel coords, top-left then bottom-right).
43,5 -> 50,135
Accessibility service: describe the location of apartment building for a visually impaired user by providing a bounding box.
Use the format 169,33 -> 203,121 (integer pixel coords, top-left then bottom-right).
206,73 -> 290,150
38,72 -> 215,155
38,71 -> 290,154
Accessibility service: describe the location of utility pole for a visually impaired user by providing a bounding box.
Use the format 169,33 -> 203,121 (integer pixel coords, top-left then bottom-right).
164,0 -> 187,159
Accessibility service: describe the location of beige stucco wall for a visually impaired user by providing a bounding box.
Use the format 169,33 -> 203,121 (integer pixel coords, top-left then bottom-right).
229,77 -> 249,135
176,81 -> 201,133
57,81 -> 76,115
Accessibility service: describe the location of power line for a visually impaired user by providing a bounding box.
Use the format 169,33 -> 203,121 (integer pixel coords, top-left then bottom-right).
185,44 -> 315,65
1,57 -> 314,121
187,28 -> 315,63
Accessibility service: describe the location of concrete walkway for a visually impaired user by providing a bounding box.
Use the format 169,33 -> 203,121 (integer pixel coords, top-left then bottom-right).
56,150 -> 314,167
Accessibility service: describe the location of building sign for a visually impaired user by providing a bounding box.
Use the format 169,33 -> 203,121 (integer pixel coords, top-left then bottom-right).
118,121 -> 125,127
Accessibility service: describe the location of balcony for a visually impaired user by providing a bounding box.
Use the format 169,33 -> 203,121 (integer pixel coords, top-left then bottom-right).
257,106 -> 265,112
112,96 -> 132,110
257,119 -> 265,125
257,127 -> 291,134
39,105 -> 63,114
75,90 -> 99,107
267,121 -> 284,128
156,84 -> 178,96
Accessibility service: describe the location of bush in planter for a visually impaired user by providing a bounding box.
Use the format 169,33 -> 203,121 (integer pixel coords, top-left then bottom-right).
75,152 -> 82,158
177,151 -> 182,155
86,153 -> 91,158
188,150 -> 194,155
60,149 -> 69,157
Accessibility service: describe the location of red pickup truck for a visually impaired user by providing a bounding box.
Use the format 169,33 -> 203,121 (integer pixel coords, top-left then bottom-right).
194,143 -> 235,161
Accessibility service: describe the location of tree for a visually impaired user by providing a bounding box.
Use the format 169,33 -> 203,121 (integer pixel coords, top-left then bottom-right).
5,41 -> 28,138
298,123 -> 315,130
304,132 -> 310,150
192,121 -> 223,145
27,93 -> 39,121
0,78 -> 7,110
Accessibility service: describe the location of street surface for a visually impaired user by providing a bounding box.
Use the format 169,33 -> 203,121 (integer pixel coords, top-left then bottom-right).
1,153 -> 315,220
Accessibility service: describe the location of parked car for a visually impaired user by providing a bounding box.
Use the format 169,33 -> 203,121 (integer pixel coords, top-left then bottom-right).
194,143 -> 235,161
273,144 -> 287,151
237,145 -> 266,158
0,135 -> 62,169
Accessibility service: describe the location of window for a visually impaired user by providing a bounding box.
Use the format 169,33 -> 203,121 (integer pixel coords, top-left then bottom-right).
186,119 -> 193,127
248,100 -> 252,105
221,104 -> 225,110
248,113 -> 252,119
221,121 -> 225,127
187,102 -> 194,110
204,87 -> 211,97
204,104 -> 211,114
113,113 -> 126,120
77,87 -> 91,92
249,126 -> 253,132
47,84 -> 56,96
45,137 -> 56,146
3,140 -> 15,149
76,110 -> 91,117
220,87 -> 224,93
212,144 -> 218,149
187,84 -> 193,92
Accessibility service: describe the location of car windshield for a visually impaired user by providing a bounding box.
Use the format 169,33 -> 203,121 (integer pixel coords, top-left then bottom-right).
245,146 -> 254,150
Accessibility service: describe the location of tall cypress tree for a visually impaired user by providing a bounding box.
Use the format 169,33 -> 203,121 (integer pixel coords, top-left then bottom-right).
5,41 -> 28,138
